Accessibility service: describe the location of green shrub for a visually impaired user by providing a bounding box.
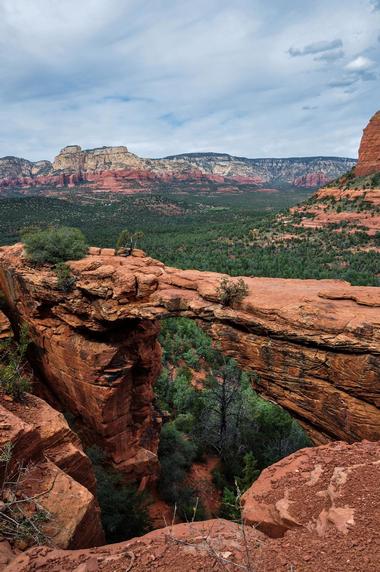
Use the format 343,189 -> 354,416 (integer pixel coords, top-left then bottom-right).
173,413 -> 195,433
219,487 -> 240,521
22,226 -> 87,265
236,452 -> 260,492
54,262 -> 76,292
0,324 -> 31,401
216,277 -> 249,306
86,446 -> 151,543
157,423 -> 203,519
211,467 -> 227,491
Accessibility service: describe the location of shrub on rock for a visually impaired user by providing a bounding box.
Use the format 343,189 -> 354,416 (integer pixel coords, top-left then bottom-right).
22,226 -> 87,265
217,277 -> 249,307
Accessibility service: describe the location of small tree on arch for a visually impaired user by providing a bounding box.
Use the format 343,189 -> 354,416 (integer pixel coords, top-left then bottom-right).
116,229 -> 145,254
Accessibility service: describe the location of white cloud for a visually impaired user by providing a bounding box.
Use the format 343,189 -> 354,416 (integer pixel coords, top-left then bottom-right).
346,55 -> 375,70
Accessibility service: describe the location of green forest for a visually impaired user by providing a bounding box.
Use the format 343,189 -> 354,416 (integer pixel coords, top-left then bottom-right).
0,188 -> 378,285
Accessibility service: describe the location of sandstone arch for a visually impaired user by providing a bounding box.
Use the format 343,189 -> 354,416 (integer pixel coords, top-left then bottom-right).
0,244 -> 379,481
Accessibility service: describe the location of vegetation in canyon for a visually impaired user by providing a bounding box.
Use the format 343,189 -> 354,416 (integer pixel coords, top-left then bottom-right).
86,446 -> 150,543
156,318 -> 310,520
0,325 -> 31,401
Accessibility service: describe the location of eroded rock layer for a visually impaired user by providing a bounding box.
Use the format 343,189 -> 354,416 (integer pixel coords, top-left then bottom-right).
0,245 -> 379,474
287,185 -> 380,235
5,440 -> 380,572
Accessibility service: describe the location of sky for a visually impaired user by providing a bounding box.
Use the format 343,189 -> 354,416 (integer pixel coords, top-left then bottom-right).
0,0 -> 379,161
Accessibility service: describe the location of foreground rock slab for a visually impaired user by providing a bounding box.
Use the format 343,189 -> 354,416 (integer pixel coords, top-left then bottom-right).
242,440 -> 380,539
5,440 -> 380,572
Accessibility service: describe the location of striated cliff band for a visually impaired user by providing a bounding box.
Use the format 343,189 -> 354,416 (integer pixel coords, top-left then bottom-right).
0,143 -> 356,194
0,244 -> 379,483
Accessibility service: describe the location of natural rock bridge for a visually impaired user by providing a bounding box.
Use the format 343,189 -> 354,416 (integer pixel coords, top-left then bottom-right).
0,244 -> 379,480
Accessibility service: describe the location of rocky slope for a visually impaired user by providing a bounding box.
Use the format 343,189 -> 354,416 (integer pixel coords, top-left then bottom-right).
284,183 -> 380,236
0,245 -> 378,478
0,314 -> 103,553
5,439 -> 380,572
274,111 -> 380,237
0,145 -> 355,194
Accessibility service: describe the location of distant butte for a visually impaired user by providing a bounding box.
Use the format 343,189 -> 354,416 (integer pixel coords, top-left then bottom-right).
355,110 -> 380,177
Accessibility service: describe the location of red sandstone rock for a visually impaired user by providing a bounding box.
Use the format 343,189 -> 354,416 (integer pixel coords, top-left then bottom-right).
0,311 -> 11,341
4,519 -> 266,572
3,393 -> 97,493
293,172 -> 330,187
286,184 -> 380,236
0,244 -> 379,466
242,440 -> 379,537
0,397 -> 104,549
356,110 -> 380,177
20,460 -> 102,550
5,440 -> 380,572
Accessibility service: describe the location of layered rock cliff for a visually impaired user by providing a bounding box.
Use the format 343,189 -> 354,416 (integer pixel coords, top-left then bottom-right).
0,244 -> 378,480
355,110 -> 380,177
0,145 -> 356,194
6,439 -> 380,572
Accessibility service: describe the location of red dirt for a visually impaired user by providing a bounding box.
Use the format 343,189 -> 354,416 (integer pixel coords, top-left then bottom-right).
185,456 -> 222,518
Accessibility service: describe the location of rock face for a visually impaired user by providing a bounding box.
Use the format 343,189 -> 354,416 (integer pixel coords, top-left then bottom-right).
292,171 -> 331,187
0,311 -> 11,341
0,245 -> 379,477
0,145 -> 356,194
0,393 -> 104,550
3,519 -> 266,572
355,110 -> 380,177
0,246 -> 162,481
6,440 -> 380,572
